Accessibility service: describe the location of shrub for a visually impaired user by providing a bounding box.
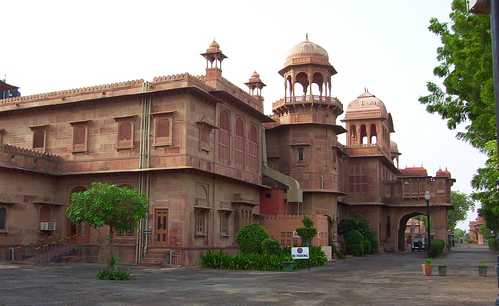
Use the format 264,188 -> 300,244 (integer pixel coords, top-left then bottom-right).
262,238 -> 281,255
97,267 -> 131,280
363,239 -> 372,255
296,217 -> 318,246
339,217 -> 378,254
332,244 -> 345,259
429,239 -> 445,257
344,230 -> 365,256
236,224 -> 269,254
487,237 -> 499,251
201,247 -> 327,271
96,256 -> 131,280
366,231 -> 378,253
424,258 -> 432,265
293,246 -> 327,269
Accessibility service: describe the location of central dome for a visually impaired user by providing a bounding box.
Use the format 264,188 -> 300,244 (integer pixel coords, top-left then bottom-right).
284,36 -> 331,67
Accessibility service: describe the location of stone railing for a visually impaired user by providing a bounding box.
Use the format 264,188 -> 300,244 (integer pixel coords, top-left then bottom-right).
272,95 -> 342,110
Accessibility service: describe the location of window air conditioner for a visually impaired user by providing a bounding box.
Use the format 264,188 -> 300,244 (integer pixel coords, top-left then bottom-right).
40,222 -> 56,231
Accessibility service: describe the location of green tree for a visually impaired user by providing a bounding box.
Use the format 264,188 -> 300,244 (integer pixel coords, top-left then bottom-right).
296,217 -> 318,247
448,191 -> 474,230
67,182 -> 148,265
421,0 -> 498,236
453,228 -> 465,241
472,141 -> 499,234
419,0 -> 493,149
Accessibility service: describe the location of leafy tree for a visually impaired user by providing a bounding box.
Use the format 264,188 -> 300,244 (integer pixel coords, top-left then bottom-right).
67,182 -> 148,265
471,141 -> 499,235
419,0 -> 493,149
296,217 -> 318,247
421,0 -> 498,236
448,191 -> 474,230
453,228 -> 465,241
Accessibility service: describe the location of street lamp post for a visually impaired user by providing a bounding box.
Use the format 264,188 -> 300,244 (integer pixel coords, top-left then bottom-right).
424,191 -> 431,258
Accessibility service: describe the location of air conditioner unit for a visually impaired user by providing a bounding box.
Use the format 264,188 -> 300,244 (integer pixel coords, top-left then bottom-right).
40,222 -> 56,231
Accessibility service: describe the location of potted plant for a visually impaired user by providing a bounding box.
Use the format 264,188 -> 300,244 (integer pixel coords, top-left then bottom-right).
478,261 -> 488,277
438,264 -> 447,276
422,258 -> 432,276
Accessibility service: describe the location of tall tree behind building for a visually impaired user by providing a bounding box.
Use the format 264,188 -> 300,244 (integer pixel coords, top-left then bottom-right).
420,0 -> 498,235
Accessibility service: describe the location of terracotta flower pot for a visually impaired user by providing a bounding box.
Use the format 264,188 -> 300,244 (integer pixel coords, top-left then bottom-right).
421,264 -> 432,276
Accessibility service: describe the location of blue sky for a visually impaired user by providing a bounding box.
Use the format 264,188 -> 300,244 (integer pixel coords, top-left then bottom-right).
1,0 -> 486,230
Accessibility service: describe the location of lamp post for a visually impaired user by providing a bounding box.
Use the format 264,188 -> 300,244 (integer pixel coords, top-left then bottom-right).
424,191 -> 431,257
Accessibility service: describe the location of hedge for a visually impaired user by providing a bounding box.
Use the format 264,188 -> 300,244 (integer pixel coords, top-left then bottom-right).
429,239 -> 445,257
201,247 -> 327,271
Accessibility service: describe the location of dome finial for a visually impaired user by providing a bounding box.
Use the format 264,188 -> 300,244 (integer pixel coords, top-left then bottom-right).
305,33 -> 309,41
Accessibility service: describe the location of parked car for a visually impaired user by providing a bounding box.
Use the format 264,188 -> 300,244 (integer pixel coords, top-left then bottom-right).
412,236 -> 425,252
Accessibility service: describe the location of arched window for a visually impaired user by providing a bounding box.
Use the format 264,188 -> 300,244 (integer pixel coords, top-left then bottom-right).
360,125 -> 368,145
350,125 -> 357,144
218,110 -> 231,163
234,116 -> 245,168
0,207 -> 6,230
248,125 -> 259,171
294,72 -> 309,98
370,124 -> 377,144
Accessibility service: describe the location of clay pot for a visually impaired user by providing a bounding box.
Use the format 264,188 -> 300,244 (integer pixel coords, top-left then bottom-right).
421,264 -> 432,276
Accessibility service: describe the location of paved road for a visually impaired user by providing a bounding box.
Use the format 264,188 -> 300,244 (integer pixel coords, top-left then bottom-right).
0,244 -> 497,306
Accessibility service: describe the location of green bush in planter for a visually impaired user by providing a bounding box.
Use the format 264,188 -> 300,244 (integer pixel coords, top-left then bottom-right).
344,230 -> 365,256
429,239 -> 445,257
236,224 -> 269,254
262,238 -> 281,255
296,217 -> 318,247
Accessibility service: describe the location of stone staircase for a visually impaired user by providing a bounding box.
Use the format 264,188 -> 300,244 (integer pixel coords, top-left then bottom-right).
141,248 -> 171,266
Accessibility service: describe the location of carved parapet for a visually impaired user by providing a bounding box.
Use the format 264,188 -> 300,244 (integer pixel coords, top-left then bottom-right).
0,144 -> 61,174
0,80 -> 144,106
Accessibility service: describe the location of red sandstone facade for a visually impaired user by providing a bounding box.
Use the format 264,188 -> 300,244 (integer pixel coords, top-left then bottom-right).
0,38 -> 454,265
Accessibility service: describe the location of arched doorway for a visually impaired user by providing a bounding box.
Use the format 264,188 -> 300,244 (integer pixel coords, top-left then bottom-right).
398,211 -> 427,252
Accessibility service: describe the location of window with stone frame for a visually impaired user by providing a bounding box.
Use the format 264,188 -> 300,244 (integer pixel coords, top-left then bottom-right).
219,211 -> 230,238
297,147 -> 304,161
31,126 -> 47,150
248,124 -> 259,171
71,122 -> 88,153
234,116 -> 245,168
0,129 -> 5,146
199,125 -> 211,152
153,115 -> 173,147
0,207 -> 6,231
218,110 -> 231,163
194,208 -> 208,237
115,117 -> 135,150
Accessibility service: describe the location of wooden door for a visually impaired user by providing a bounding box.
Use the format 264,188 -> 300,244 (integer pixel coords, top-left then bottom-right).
154,209 -> 169,247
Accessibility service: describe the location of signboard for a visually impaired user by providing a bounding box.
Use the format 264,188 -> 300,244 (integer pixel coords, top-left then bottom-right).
291,247 -> 309,260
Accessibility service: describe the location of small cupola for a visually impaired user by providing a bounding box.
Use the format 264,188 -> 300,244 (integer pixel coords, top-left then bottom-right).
201,39 -> 227,80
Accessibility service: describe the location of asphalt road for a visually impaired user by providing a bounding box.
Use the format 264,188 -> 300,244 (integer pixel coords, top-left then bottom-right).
0,244 -> 497,306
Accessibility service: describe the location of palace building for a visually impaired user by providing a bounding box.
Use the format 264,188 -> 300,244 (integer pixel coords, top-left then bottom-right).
0,38 -> 454,265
